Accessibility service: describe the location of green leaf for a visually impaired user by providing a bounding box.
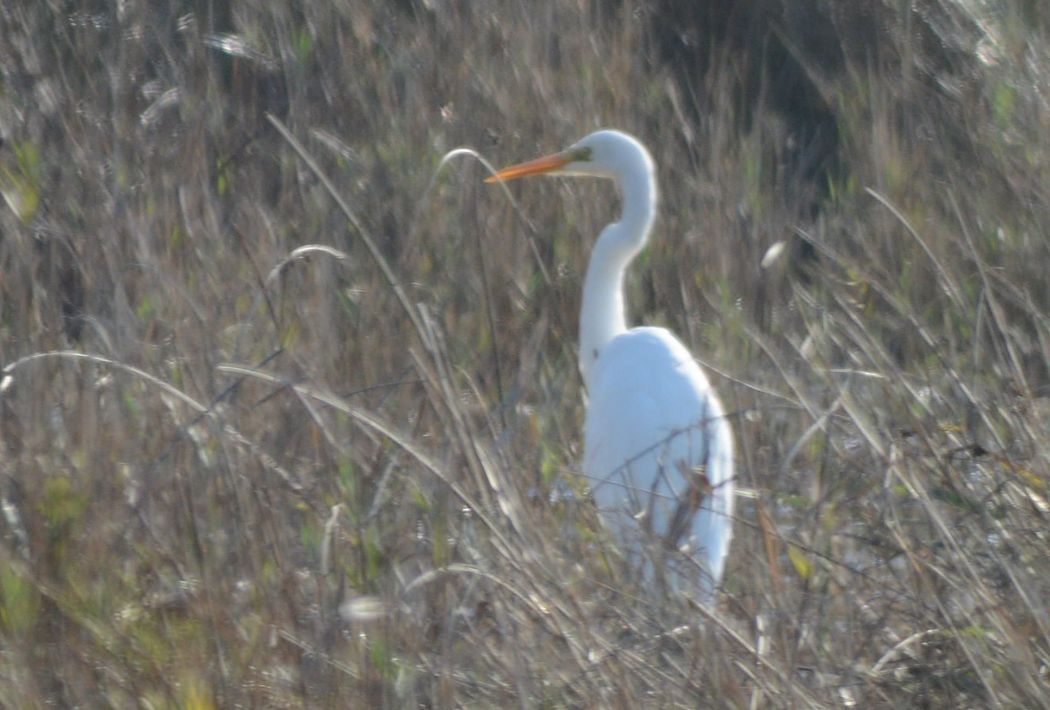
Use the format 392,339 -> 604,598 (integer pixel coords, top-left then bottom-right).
0,565 -> 40,638
787,543 -> 813,581
992,82 -> 1016,129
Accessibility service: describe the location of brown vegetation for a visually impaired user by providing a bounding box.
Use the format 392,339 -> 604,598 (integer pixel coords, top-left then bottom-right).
1,0 -> 1048,706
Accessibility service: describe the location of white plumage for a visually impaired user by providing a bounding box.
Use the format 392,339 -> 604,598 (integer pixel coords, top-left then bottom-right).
585,326 -> 734,597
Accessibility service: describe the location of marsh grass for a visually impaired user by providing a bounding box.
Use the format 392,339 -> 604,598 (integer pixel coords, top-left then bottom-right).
1,0 -> 1049,706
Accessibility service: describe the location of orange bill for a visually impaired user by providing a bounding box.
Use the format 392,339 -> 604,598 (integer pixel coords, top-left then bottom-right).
484,151 -> 572,183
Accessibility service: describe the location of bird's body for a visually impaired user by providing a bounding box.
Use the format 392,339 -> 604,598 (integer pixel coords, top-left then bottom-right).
585,326 -> 734,595
487,130 -> 734,599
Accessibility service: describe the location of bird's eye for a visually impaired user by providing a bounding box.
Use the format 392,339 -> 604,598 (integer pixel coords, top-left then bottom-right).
572,147 -> 592,162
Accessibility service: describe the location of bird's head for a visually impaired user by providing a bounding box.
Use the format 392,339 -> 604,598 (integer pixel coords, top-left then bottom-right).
485,129 -> 653,185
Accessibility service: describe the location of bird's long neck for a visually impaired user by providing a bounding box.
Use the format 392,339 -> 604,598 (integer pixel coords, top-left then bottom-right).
579,166 -> 657,386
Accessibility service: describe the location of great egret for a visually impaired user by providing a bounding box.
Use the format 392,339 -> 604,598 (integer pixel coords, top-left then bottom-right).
487,130 -> 734,600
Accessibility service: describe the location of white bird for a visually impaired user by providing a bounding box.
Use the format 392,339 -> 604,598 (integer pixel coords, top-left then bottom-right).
487,130 -> 735,600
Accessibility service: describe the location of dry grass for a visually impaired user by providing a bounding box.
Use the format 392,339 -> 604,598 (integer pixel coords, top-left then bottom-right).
1,0 -> 1049,707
